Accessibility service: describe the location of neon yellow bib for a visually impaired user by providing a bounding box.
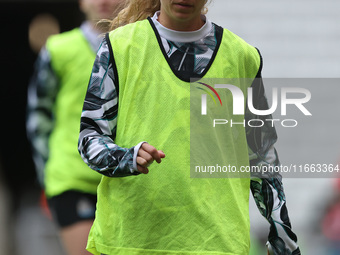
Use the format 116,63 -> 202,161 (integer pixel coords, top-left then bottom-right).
88,19 -> 260,255
45,28 -> 101,197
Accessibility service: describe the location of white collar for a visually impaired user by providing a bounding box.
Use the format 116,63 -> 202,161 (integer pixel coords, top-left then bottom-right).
151,11 -> 213,43
80,21 -> 103,53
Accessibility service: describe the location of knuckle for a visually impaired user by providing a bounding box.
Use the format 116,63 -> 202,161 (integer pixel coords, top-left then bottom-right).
139,158 -> 147,166
146,155 -> 154,163
150,148 -> 158,156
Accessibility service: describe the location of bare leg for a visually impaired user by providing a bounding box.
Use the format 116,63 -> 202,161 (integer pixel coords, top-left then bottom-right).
60,219 -> 93,255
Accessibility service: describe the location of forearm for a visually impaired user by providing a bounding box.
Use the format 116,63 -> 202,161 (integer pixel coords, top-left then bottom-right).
78,127 -> 144,177
250,177 -> 300,254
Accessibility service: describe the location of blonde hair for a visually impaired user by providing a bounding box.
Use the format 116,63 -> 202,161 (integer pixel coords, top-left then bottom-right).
106,0 -> 210,32
108,0 -> 160,31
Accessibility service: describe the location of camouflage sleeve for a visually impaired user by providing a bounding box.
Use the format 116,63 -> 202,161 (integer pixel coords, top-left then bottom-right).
26,47 -> 58,186
247,77 -> 301,255
78,37 -> 142,177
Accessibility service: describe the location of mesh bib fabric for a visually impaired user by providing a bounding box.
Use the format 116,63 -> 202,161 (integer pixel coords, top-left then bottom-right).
45,29 -> 102,197
87,19 -> 260,255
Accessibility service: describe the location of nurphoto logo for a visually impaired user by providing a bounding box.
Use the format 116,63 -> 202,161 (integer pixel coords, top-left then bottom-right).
197,81 -> 312,128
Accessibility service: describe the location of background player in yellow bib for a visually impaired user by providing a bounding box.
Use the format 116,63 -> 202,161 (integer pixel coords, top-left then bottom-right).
27,0 -> 125,254
78,0 -> 301,254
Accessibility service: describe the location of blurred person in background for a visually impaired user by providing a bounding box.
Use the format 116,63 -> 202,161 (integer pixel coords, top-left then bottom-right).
26,0 -> 125,254
78,0 -> 301,254
322,178 -> 340,254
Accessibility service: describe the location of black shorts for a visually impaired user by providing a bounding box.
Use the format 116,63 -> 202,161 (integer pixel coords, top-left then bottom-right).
47,190 -> 97,228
